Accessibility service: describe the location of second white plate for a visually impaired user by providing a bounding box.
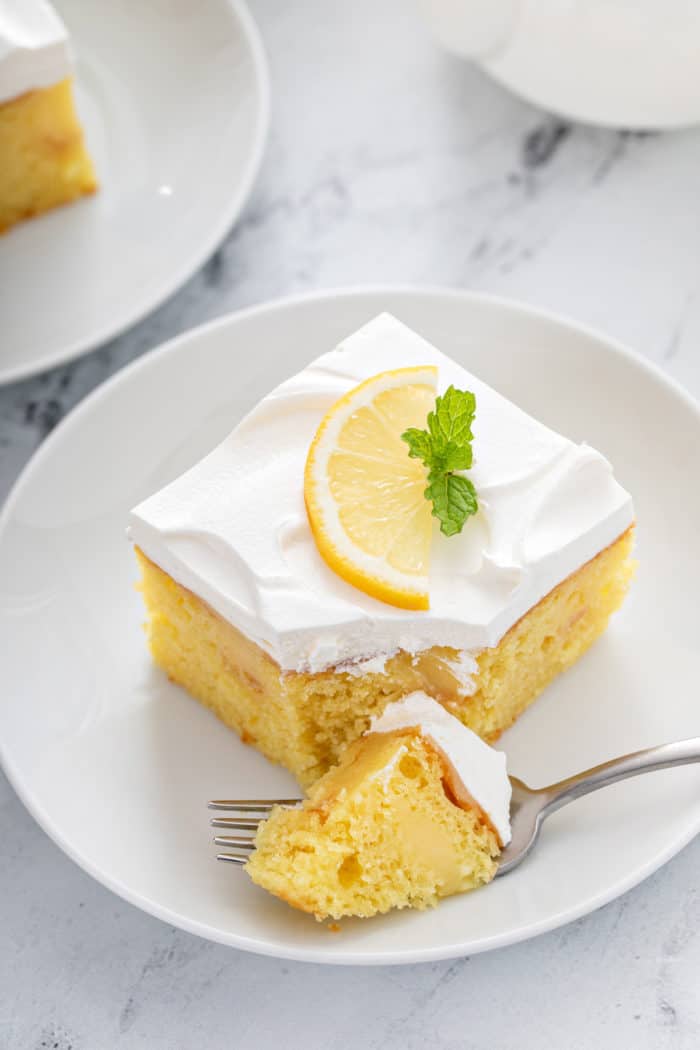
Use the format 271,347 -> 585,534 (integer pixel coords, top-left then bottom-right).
0,0 -> 269,385
1,288 -> 699,964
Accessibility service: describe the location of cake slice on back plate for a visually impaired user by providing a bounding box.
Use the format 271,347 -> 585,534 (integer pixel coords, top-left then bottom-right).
129,313 -> 635,787
0,0 -> 97,233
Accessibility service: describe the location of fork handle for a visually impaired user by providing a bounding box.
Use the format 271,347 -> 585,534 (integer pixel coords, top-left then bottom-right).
541,737 -> 700,816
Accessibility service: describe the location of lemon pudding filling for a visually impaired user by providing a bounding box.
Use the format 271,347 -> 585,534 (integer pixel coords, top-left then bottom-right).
130,313 -> 635,786
245,692 -> 511,919
0,0 -> 97,233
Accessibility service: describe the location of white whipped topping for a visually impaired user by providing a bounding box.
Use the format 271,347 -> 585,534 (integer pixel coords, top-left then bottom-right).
129,313 -> 634,673
369,691 -> 512,845
440,651 -> 479,697
0,0 -> 71,104
340,652 -> 397,677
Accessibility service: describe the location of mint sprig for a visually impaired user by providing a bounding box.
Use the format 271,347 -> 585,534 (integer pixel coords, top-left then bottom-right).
402,386 -> 478,537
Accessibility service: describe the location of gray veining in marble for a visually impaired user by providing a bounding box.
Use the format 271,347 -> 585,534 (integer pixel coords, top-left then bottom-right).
1,0 -> 699,1047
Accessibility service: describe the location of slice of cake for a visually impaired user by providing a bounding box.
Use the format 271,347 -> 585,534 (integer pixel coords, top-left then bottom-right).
130,313 -> 635,786
0,0 -> 97,233
246,693 -> 511,919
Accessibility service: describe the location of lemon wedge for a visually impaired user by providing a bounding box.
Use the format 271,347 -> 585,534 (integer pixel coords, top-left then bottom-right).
304,366 -> 437,610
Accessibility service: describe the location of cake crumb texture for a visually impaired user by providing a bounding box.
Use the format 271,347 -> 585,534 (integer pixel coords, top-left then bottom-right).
0,78 -> 97,233
135,526 -> 635,786
245,731 -> 500,919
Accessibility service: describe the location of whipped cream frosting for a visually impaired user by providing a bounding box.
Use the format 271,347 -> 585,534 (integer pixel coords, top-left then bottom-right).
369,691 -> 512,845
0,0 -> 71,104
129,313 -> 634,673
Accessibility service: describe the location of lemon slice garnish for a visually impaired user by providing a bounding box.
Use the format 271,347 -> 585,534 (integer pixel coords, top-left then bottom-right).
304,366 -> 437,610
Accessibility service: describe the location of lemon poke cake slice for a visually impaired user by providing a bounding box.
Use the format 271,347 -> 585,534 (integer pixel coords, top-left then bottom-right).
0,0 -> 97,233
246,692 -> 511,919
129,313 -> 635,786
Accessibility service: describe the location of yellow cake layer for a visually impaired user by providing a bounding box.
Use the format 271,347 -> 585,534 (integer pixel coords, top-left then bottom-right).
135,526 -> 635,786
246,730 -> 500,919
0,78 -> 97,234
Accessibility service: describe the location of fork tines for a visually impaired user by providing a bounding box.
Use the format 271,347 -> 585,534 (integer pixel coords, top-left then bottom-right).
209,798 -> 302,865
208,799 -> 301,812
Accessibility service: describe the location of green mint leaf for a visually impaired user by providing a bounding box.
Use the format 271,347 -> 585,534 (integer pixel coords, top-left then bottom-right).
439,440 -> 473,473
401,385 -> 479,538
426,473 -> 478,537
428,386 -> 476,447
401,427 -> 433,465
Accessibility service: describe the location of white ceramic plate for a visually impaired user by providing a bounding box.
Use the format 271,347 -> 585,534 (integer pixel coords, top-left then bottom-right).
0,0 -> 269,386
1,288 -> 699,965
418,2 -> 700,130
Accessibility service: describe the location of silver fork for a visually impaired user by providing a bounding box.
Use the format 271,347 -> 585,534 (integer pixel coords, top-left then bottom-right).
209,738 -> 700,874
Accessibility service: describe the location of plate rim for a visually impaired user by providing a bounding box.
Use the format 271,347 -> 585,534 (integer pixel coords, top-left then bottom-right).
2,285 -> 699,965
0,0 -> 271,387
479,60 -> 700,132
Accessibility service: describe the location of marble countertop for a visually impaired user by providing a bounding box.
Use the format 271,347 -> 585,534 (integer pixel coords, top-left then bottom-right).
2,0 -> 699,1047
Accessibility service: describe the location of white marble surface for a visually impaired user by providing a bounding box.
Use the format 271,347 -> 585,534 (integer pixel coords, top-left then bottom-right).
2,0 -> 700,1046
